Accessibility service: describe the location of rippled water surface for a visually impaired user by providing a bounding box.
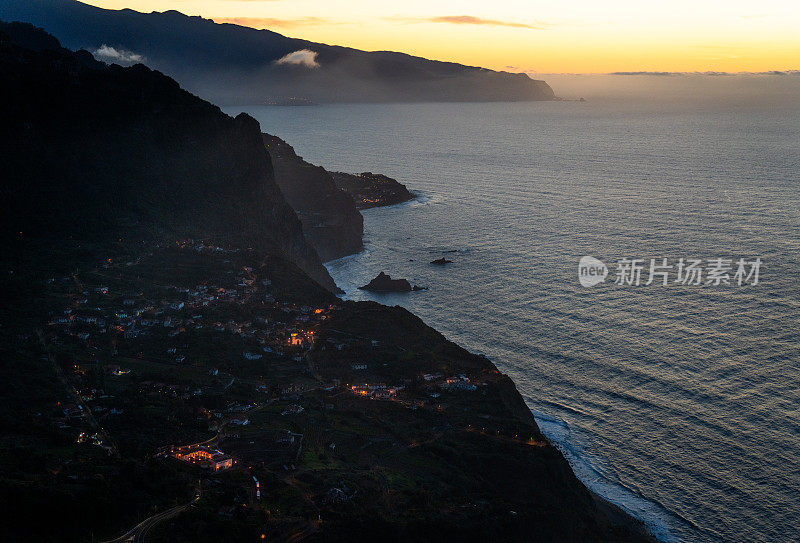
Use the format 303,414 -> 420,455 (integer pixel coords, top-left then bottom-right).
229,99 -> 800,543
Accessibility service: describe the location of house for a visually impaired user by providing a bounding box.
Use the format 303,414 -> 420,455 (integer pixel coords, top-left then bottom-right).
173,446 -> 233,471
375,390 -> 391,400
280,384 -> 301,399
281,404 -> 304,416
210,454 -> 233,471
449,381 -> 477,391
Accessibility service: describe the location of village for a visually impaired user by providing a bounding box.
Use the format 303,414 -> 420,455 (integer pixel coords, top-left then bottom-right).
15,239 -> 545,542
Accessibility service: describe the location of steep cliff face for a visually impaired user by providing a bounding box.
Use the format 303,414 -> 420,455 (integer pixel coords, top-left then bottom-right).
263,134 -> 364,262
0,22 -> 337,292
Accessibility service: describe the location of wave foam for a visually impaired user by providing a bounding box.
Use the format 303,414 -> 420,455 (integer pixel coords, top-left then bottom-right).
530,407 -> 683,543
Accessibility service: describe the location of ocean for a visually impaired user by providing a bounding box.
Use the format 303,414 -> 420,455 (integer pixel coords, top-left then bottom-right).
226,83 -> 800,542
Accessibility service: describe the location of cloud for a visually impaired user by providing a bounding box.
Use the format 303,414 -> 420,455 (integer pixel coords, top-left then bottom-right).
93,45 -> 144,65
274,49 -> 320,68
610,71 -> 679,76
387,15 -> 550,30
213,16 -> 343,29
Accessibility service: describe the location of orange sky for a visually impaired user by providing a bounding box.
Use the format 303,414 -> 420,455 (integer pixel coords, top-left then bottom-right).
83,1 -> 800,73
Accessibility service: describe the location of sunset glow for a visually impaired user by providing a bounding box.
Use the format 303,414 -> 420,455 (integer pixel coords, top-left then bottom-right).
82,0 -> 800,73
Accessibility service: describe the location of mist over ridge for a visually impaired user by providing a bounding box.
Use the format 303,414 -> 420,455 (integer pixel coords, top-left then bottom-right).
0,0 -> 555,104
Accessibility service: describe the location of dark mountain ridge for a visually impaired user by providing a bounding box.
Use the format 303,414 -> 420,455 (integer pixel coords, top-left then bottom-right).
0,21 -> 336,292
0,0 -> 556,104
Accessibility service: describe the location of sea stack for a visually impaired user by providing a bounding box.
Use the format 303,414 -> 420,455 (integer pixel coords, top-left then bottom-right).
359,272 -> 424,292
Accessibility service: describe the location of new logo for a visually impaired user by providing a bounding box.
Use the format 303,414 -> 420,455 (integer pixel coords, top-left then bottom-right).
578,256 -> 608,287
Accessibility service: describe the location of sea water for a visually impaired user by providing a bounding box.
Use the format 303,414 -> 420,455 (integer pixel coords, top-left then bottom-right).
227,83 -> 800,542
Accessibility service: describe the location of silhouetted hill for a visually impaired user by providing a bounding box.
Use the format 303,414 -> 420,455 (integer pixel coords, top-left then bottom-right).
0,21 -> 337,291
0,0 -> 556,104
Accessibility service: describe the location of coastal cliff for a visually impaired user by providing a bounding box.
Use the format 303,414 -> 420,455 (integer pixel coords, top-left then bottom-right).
263,134 -> 364,262
0,21 -> 336,292
0,23 -> 652,543
264,134 -> 417,261
331,171 -> 415,209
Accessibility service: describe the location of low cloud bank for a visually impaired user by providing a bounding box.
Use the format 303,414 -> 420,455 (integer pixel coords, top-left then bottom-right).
93,45 -> 144,65
274,49 -> 320,68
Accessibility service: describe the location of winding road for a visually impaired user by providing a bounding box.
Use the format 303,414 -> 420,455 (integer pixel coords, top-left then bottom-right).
102,493 -> 200,543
